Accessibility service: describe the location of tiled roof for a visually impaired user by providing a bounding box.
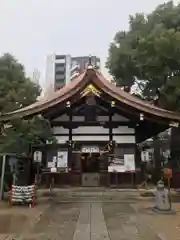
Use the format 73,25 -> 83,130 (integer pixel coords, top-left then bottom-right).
0,68 -> 180,122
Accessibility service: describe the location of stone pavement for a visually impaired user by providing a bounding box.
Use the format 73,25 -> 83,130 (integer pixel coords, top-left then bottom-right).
73,203 -> 109,240
0,189 -> 180,239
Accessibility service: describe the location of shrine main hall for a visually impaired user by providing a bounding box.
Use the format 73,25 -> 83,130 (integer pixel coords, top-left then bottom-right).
1,62 -> 180,187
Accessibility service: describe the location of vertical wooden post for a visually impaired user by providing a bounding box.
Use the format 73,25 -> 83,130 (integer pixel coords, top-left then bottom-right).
109,101 -> 114,186
109,109 -> 113,142
68,101 -> 72,185
0,155 -> 6,200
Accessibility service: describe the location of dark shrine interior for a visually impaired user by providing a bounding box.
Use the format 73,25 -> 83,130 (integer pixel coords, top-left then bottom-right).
81,153 -> 100,173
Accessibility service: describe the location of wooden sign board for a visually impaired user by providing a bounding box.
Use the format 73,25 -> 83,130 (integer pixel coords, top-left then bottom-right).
81,146 -> 100,153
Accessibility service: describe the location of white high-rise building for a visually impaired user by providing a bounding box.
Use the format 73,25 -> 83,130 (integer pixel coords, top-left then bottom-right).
45,54 -> 100,94
45,54 -> 71,93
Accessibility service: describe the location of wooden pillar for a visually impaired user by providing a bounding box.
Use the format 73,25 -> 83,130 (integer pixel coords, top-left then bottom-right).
67,101 -> 72,185
109,110 -> 113,142
108,102 -> 114,186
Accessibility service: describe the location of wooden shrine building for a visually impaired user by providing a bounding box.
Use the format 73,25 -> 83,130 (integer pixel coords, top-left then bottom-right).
1,61 -> 180,187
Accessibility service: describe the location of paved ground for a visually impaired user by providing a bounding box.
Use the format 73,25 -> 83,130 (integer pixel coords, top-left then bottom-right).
0,188 -> 180,239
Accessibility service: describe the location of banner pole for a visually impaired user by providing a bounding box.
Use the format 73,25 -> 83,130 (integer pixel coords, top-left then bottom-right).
0,155 -> 6,200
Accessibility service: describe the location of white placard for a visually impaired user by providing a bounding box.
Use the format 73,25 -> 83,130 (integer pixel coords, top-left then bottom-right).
11,184 -> 36,204
50,167 -> 57,173
108,157 -> 125,172
141,151 -> 149,162
52,156 -> 57,163
81,146 -> 99,153
57,151 -> 68,168
47,162 -> 55,168
108,165 -> 125,172
124,154 -> 135,172
33,151 -> 42,163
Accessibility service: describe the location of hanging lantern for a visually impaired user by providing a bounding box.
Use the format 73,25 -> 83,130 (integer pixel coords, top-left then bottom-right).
111,101 -> 115,107
140,113 -> 144,121
66,101 -> 71,108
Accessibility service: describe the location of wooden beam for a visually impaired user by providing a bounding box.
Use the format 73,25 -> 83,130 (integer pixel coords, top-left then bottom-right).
98,94 -> 172,126
44,95 -> 139,122
44,97 -> 86,120
95,96 -> 139,122
68,141 -> 136,147
72,104 -> 109,116
51,121 -> 136,128
53,133 -> 135,136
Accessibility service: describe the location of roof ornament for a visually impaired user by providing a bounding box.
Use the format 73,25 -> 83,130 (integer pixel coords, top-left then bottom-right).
81,84 -> 101,97
87,55 -> 93,69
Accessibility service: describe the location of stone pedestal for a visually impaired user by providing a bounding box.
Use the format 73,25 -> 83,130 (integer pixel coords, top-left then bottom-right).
154,188 -> 171,211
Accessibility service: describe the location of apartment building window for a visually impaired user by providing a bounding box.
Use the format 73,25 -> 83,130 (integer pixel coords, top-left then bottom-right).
55,81 -> 65,86
56,59 -> 65,63
55,63 -> 65,67
55,67 -> 65,72
56,79 -> 65,84
55,55 -> 66,60
55,74 -> 65,81
55,70 -> 65,75
55,63 -> 65,73
55,78 -> 65,89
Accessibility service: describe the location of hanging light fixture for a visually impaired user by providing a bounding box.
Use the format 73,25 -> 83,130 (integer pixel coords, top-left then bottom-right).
111,101 -> 115,107
66,101 -> 71,108
140,113 -> 144,121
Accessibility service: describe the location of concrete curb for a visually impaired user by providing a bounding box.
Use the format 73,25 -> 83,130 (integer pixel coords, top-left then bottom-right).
37,188 -> 153,193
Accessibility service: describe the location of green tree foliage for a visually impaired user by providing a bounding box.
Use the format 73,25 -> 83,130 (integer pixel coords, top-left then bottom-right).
107,1 -> 180,109
0,53 -> 40,113
107,1 -> 180,173
0,53 -> 55,154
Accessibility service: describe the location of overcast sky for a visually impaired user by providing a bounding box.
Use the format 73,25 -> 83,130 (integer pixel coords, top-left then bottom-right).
0,0 -> 179,87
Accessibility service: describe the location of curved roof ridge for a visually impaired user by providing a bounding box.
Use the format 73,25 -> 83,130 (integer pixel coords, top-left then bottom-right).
1,68 -> 180,122
95,70 -> 178,116
2,70 -> 87,116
